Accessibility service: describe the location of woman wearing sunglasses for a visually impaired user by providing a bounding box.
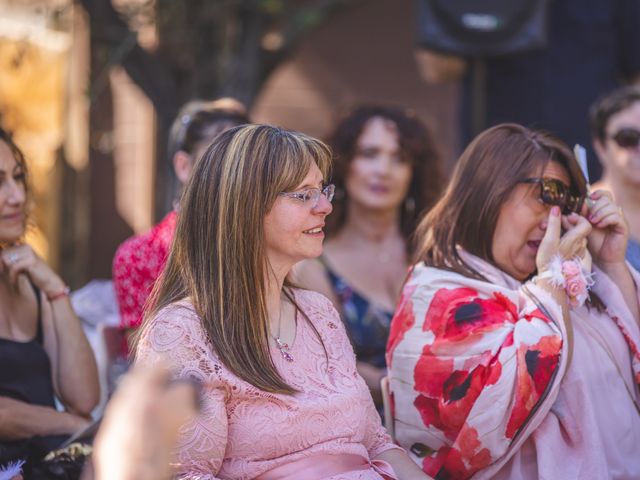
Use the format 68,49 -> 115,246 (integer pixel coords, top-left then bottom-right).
386,123 -> 640,479
591,85 -> 640,272
134,125 -> 431,479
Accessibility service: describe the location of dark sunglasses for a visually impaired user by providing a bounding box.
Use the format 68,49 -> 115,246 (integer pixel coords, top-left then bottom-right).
522,178 -> 585,215
610,128 -> 640,149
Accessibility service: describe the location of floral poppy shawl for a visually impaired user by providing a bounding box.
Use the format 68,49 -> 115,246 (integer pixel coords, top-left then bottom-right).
386,253 -> 640,479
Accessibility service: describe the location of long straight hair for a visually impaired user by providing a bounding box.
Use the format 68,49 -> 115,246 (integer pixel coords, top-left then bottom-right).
139,124 -> 332,394
415,123 -> 586,280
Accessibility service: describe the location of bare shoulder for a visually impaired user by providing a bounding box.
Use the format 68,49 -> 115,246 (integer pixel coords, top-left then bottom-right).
292,259 -> 341,309
293,258 -> 326,287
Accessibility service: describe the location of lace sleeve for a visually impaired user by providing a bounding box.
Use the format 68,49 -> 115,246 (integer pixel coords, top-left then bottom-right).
135,303 -> 228,479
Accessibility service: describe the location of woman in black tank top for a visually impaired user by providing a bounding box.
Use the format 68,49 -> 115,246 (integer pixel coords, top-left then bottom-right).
0,128 -> 99,474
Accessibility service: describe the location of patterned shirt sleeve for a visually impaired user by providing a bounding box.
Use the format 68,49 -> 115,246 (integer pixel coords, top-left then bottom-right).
112,213 -> 176,331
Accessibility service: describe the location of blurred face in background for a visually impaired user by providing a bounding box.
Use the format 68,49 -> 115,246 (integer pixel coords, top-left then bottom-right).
0,140 -> 26,244
345,117 -> 412,214
174,121 -> 243,185
595,100 -> 640,184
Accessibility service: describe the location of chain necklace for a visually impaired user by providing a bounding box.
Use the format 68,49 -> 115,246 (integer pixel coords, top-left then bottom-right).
272,300 -> 294,362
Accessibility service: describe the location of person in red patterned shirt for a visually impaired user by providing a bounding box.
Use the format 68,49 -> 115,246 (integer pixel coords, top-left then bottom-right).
112,99 -> 249,350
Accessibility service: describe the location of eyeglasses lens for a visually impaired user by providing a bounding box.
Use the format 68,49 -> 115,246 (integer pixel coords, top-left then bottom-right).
323,184 -> 335,203
612,128 -> 640,149
541,181 -> 565,207
540,180 -> 583,215
307,185 -> 336,207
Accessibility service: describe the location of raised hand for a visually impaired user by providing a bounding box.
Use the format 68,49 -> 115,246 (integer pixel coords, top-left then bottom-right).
537,206 -> 592,273
586,190 -> 629,268
0,244 -> 66,296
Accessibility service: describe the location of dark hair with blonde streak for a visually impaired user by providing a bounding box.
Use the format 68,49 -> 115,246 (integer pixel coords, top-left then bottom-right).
139,124 -> 332,394
415,123 -> 585,281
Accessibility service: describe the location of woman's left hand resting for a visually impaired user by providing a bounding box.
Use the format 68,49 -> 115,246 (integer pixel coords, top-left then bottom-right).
586,190 -> 629,268
0,244 -> 66,296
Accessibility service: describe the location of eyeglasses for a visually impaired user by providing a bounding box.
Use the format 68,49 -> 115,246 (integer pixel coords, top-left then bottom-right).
279,184 -> 335,208
522,178 -> 585,215
609,128 -> 640,150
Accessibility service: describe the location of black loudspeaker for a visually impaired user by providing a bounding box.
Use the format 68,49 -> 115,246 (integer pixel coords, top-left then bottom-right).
417,0 -> 548,57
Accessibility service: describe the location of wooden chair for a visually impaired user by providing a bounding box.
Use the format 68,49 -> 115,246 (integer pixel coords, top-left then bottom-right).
380,375 -> 395,441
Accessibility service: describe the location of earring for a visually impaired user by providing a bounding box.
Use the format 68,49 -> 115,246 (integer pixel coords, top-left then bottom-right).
404,196 -> 416,216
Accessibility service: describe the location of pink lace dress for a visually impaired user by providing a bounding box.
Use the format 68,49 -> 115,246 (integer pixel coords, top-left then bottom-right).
135,289 -> 401,479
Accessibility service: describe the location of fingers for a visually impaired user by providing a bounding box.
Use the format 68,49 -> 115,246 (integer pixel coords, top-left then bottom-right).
558,213 -> 592,259
161,380 -> 200,442
586,189 -> 628,235
589,201 -> 623,225
588,189 -> 613,202
94,361 -> 200,480
587,189 -> 618,221
536,207 -> 562,270
1,246 -> 35,286
540,206 -> 561,250
591,207 -> 625,230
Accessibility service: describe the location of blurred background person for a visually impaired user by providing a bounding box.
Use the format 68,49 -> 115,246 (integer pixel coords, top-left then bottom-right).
112,98 -> 249,350
136,124 -> 430,479
591,85 -> 640,271
89,364 -> 199,480
295,105 -> 442,406
0,127 -> 99,476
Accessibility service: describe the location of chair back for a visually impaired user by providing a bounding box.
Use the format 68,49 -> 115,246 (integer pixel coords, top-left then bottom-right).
380,375 -> 395,441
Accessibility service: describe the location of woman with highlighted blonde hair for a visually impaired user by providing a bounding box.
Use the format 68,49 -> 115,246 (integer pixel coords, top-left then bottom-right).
135,124 -> 430,479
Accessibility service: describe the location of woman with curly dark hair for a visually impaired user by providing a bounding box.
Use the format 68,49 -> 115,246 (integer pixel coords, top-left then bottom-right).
295,105 -> 442,405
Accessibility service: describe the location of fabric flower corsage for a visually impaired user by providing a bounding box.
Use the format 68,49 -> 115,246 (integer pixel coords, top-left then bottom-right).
537,255 -> 594,308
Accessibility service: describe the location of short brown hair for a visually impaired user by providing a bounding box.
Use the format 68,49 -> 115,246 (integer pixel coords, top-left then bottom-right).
589,85 -> 640,142
415,123 -> 584,280
168,98 -> 250,159
327,105 -> 442,245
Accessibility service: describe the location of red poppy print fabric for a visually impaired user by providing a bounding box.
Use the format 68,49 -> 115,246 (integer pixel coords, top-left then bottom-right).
386,260 -> 567,480
112,211 -> 177,332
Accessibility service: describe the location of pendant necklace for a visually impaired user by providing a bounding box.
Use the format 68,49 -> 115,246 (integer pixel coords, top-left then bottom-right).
273,301 -> 294,362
